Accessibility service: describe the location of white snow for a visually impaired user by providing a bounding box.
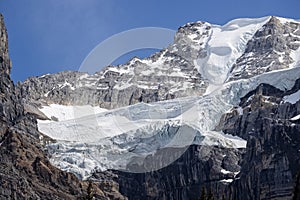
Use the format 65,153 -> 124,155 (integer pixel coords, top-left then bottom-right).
237,107 -> 243,116
57,81 -> 75,90
291,114 -> 300,121
196,16 -> 270,85
283,90 -> 300,104
40,74 -> 50,78
291,46 -> 300,68
277,16 -> 300,24
221,169 -> 232,174
234,171 -> 240,177
44,91 -> 51,97
220,179 -> 234,183
113,82 -> 133,90
38,104 -> 107,121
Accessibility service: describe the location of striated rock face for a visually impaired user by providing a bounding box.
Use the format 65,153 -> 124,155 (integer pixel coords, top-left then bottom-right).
229,16 -> 300,81
93,145 -> 243,200
18,56 -> 207,109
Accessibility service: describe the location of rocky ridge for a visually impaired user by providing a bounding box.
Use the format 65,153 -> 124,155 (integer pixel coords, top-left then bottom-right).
18,21 -> 211,109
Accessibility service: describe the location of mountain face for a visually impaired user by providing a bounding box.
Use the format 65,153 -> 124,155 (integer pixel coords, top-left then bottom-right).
18,21 -> 210,109
226,81 -> 300,199
2,14 -> 300,199
0,13 -> 82,199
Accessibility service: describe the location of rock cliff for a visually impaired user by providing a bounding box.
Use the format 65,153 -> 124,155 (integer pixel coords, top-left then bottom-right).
0,14 -> 126,200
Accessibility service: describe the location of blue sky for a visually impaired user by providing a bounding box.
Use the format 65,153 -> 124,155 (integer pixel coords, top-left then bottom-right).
1,0 -> 300,82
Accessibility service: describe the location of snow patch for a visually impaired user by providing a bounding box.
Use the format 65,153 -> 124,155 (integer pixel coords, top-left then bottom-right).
283,90 -> 300,104
291,114 -> 300,121
221,169 -> 232,174
38,104 -> 107,121
220,179 -> 233,183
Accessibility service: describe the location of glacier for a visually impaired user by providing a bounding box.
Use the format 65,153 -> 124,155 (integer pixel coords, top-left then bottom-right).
35,16 -> 300,179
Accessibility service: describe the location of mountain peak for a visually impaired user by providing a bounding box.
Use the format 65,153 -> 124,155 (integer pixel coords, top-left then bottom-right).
269,15 -> 280,24
229,15 -> 300,81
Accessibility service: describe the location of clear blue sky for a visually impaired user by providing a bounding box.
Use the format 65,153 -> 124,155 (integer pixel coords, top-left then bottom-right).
1,0 -> 300,82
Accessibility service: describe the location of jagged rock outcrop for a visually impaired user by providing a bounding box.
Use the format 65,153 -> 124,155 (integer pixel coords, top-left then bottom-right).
0,14 -> 23,129
19,17 -> 300,111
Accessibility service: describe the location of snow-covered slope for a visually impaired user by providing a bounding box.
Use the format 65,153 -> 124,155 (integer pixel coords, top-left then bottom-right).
32,16 -> 300,179
196,17 -> 270,84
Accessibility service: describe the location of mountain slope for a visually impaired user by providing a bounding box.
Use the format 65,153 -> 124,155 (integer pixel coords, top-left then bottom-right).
12,15 -> 300,199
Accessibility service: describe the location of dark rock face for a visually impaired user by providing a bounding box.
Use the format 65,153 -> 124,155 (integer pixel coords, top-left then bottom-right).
0,128 -> 84,199
0,14 -> 127,200
93,145 -> 243,200
219,80 -> 300,199
0,14 -> 23,126
0,13 -> 82,199
0,14 -> 11,76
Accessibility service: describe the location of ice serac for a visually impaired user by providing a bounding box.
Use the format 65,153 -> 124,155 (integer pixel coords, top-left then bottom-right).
229,16 -> 300,81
